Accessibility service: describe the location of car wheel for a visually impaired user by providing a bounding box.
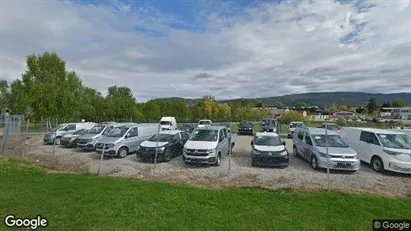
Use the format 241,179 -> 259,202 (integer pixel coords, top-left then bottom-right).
163,149 -> 173,162
371,156 -> 384,172
311,155 -> 318,170
214,153 -> 221,166
55,139 -> 61,145
293,146 -> 299,158
117,147 -> 128,158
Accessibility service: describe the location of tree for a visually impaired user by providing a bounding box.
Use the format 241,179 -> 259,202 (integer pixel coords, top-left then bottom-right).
391,99 -> 405,108
296,100 -> 305,107
282,111 -> 304,124
381,101 -> 391,108
367,97 -> 377,114
0,79 -> 10,111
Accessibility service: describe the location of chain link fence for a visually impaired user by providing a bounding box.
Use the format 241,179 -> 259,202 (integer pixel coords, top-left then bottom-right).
1,117 -> 410,196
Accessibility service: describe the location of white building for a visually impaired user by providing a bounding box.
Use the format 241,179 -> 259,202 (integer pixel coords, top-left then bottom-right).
381,107 -> 411,119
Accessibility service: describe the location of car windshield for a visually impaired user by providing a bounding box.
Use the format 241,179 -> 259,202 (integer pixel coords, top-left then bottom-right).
262,120 -> 276,126
148,134 -> 173,142
253,136 -> 282,146
199,121 -> 211,125
53,124 -> 66,132
73,129 -> 86,135
87,126 -> 105,134
189,129 -> 218,141
377,134 -> 411,149
312,135 -> 349,148
106,126 -> 129,137
160,121 -> 171,126
289,123 -> 303,128
240,121 -> 252,126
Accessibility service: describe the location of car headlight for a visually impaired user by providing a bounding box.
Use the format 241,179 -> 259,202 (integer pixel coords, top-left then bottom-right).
253,149 -> 261,155
207,149 -> 215,153
279,150 -> 288,156
106,143 -> 115,148
70,137 -> 76,141
319,152 -> 328,158
159,146 -> 165,152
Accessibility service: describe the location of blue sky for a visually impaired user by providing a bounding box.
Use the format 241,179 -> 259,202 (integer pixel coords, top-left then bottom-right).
0,0 -> 410,101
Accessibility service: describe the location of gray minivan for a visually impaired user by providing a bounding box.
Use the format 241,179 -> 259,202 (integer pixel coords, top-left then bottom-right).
77,123 -> 116,151
292,127 -> 360,172
95,123 -> 158,158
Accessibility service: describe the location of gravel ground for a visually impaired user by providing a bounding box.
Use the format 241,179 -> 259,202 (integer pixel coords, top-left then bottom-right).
4,133 -> 411,197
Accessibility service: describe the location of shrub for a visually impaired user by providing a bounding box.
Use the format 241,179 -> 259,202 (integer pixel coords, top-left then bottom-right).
336,118 -> 347,126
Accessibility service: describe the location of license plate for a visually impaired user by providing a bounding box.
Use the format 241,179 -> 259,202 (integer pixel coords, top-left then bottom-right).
336,162 -> 350,167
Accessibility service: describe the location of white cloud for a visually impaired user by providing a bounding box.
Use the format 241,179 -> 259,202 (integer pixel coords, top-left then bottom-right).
0,0 -> 410,102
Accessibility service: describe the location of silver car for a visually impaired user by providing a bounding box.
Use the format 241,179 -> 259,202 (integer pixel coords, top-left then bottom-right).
292,127 -> 360,172
77,124 -> 115,151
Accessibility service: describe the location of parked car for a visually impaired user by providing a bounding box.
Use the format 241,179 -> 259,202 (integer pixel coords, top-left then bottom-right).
317,122 -> 341,133
197,119 -> 212,128
219,122 -> 231,132
341,128 -> 411,173
251,132 -> 288,167
288,121 -> 305,138
136,130 -> 189,162
179,124 -> 194,134
183,126 -> 237,166
159,116 -> 177,131
95,123 -> 158,158
293,127 -> 360,172
238,120 -> 253,135
77,123 -> 116,151
43,122 -> 97,145
60,129 -> 89,148
260,118 -> 279,133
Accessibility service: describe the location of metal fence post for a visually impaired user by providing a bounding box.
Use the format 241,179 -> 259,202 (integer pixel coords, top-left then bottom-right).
1,116 -> 10,154
228,122 -> 232,182
153,123 -> 161,176
97,143 -> 106,175
325,124 -> 330,190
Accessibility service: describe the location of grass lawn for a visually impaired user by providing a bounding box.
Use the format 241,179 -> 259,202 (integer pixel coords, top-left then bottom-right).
1,159 -> 410,230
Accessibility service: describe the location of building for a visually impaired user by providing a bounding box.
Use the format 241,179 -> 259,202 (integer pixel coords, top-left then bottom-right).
381,107 -> 411,119
332,110 -> 356,119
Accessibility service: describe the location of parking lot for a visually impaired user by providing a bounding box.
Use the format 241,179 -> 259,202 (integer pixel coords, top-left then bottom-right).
5,132 -> 411,197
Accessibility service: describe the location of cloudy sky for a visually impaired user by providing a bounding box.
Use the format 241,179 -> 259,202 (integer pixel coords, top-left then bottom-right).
1,0 -> 410,102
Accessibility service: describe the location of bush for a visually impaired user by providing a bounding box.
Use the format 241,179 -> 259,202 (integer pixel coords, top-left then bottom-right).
282,111 -> 304,124
336,118 -> 347,126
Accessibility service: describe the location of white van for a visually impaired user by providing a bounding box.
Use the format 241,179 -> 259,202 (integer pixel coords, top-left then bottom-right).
159,117 -> 177,131
341,128 -> 411,174
95,123 -> 159,158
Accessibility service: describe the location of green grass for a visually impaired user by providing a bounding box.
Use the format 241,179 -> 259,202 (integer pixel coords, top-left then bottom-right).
1,159 -> 410,231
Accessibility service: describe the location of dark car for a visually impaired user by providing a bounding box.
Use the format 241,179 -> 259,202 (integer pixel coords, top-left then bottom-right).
179,124 -> 194,134
60,129 -> 88,148
238,121 -> 253,135
260,119 -> 279,133
136,130 -> 189,162
251,132 -> 288,167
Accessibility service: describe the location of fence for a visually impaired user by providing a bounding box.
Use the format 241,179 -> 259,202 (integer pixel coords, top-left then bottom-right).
0,117 -> 409,197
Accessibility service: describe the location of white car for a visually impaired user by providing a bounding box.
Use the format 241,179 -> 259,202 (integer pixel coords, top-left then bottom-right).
341,127 -> 411,174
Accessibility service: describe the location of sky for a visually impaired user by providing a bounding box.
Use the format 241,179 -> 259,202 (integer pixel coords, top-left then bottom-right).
0,0 -> 410,102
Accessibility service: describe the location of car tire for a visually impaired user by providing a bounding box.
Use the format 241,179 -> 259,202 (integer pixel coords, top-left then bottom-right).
117,147 -> 128,158
311,155 -> 318,170
371,156 -> 384,173
214,153 -> 222,166
55,139 -> 61,145
163,149 -> 173,162
293,146 -> 299,158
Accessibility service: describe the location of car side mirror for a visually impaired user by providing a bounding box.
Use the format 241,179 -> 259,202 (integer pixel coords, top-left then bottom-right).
125,134 -> 129,139
282,141 -> 286,146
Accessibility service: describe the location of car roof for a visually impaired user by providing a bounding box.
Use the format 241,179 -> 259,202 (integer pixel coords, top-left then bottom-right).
346,127 -> 406,134
196,126 -> 225,130
113,123 -> 138,127
297,127 -> 341,135
290,121 -> 304,124
159,130 -> 182,135
255,132 -> 279,137
199,119 -> 212,122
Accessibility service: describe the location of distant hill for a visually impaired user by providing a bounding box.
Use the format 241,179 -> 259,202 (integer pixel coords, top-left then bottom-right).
155,92 -> 411,108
